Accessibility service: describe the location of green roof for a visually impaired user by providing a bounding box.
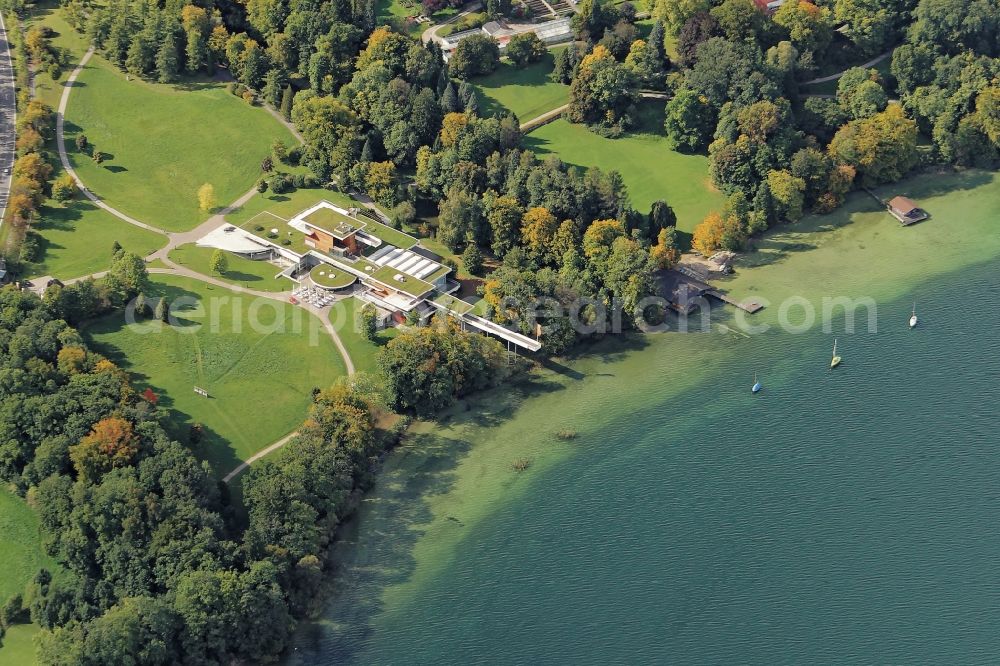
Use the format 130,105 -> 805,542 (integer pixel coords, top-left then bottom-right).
309,264 -> 357,290
432,293 -> 475,314
360,221 -> 419,250
301,206 -> 365,239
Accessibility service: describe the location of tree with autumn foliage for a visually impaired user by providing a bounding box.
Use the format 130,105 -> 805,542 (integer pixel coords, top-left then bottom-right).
521,206 -> 559,263
57,346 -> 88,375
650,227 -> 681,269
582,218 -> 627,268
773,0 -> 833,61
692,212 -> 726,257
439,112 -> 469,148
69,417 -> 139,482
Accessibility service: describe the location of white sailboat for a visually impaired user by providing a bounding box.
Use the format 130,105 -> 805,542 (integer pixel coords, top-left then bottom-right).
909,302 -> 918,328
752,373 -> 762,394
830,338 -> 842,369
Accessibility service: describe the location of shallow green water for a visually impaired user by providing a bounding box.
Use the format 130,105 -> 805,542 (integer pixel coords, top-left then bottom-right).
288,173 -> 1000,664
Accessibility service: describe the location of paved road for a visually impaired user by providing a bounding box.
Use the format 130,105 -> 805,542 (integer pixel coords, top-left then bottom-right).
0,12 -> 17,226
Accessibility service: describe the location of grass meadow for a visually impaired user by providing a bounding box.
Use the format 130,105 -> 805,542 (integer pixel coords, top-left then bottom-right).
63,56 -> 296,232
168,244 -> 290,293
524,101 -> 725,232
329,296 -> 398,375
473,48 -> 569,122
4,2 -> 165,281
83,275 -> 347,474
0,488 -> 61,665
24,201 -> 163,280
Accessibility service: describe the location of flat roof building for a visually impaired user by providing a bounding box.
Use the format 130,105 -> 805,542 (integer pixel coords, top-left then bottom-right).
199,200 -> 542,351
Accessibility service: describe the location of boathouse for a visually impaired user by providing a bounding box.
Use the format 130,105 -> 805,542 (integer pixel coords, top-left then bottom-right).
657,270 -> 713,314
887,196 -> 929,225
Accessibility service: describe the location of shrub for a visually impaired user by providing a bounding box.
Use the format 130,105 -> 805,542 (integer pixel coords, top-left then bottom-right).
1,593 -> 25,626
269,173 -> 293,194
19,231 -> 40,263
390,201 -> 416,229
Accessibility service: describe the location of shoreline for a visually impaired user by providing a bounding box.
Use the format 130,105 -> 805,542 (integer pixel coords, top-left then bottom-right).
286,168 -> 1000,661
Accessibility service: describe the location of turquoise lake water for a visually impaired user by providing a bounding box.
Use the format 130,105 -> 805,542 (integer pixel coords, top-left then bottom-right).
285,159 -> 1000,666
287,252 -> 1000,665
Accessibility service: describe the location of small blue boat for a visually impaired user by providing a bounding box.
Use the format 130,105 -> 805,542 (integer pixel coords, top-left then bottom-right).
752,373 -> 762,394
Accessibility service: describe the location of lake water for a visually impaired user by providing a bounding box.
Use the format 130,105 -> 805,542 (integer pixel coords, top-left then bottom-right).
287,172 -> 1000,665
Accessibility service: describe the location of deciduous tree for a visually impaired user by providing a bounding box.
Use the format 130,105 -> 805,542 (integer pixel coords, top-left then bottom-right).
210,250 -> 229,275
197,183 -> 216,212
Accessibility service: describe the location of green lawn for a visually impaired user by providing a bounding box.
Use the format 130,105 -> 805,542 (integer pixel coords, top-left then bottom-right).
329,297 -> 396,375
169,244 -> 290,293
12,2 -> 163,282
376,0 -> 428,36
25,200 -> 164,280
0,488 -> 59,664
83,275 -> 347,474
63,55 -> 297,232
0,622 -> 41,664
0,488 -> 54,602
438,11 -> 486,37
524,101 -> 726,231
474,49 -> 569,121
26,1 -> 90,110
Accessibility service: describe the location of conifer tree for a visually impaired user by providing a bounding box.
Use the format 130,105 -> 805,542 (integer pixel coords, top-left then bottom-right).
156,36 -> 179,83
155,297 -> 169,323
280,85 -> 293,120
440,81 -> 460,113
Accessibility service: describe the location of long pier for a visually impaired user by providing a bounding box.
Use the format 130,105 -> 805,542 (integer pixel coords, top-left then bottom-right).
707,290 -> 765,314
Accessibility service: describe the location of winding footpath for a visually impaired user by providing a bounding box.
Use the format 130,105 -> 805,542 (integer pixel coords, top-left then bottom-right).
520,92 -> 677,134
801,50 -> 893,85
57,49 -> 166,235
55,47 -> 355,481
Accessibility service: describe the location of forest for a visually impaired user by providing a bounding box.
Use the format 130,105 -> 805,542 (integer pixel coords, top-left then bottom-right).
0,248 -> 509,661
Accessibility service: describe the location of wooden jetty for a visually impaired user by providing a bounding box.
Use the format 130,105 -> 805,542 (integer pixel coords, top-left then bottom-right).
707,289 -> 765,314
